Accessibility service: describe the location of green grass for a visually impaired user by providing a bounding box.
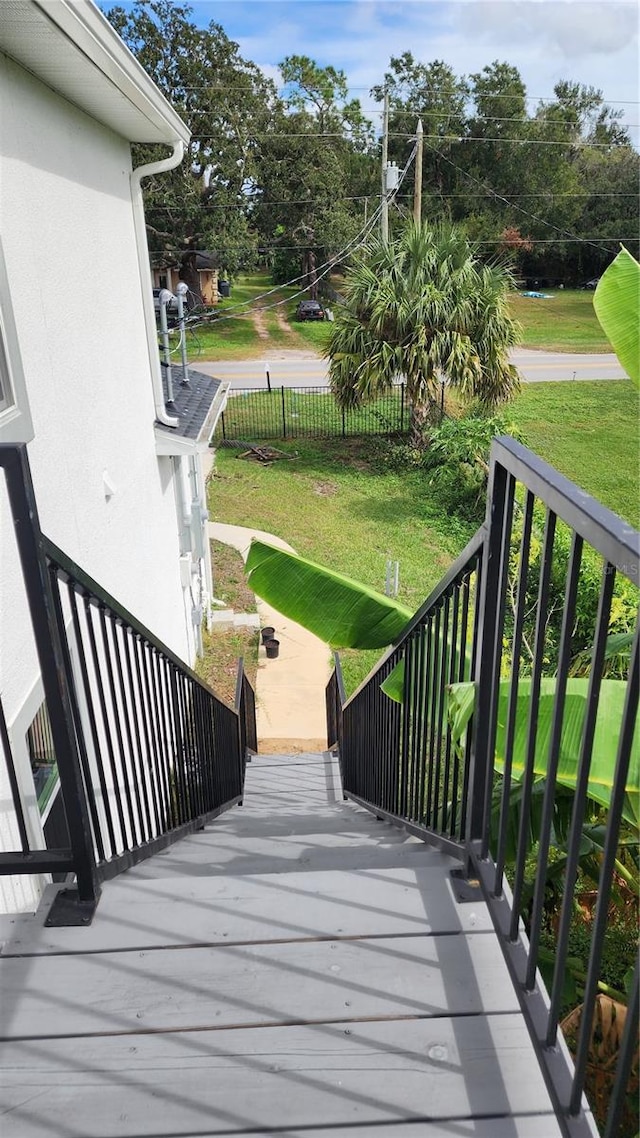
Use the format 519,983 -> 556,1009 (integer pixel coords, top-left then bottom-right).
509,380 -> 639,527
210,379 -> 638,692
210,437 -> 475,692
178,274 -> 611,361
509,289 -> 610,353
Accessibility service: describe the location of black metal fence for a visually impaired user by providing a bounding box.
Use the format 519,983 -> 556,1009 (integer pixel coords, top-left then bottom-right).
235,658 -> 258,775
215,384 -> 407,442
327,436 -> 639,1138
0,444 -> 256,923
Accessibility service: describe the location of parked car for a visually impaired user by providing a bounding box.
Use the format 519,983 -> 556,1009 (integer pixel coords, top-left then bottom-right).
581,278 -> 601,290
296,300 -> 325,321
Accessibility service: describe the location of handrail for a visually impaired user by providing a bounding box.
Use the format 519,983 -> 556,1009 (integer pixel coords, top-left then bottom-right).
0,443 -> 252,923
328,438 -> 640,1138
342,526 -> 485,711
43,536 -> 232,712
492,436 -> 639,577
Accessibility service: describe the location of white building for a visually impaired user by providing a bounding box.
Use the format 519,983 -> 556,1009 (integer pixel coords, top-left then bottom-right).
0,0 -> 227,913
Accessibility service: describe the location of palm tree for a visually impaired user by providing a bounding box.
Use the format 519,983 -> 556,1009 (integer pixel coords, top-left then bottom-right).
326,221 -> 521,446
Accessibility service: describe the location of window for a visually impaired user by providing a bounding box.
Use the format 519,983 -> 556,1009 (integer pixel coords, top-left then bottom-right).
26,702 -> 58,816
0,237 -> 34,443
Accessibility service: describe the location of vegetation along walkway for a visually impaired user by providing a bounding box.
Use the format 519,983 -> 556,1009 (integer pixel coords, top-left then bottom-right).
0,752 -> 574,1136
209,522 -> 331,750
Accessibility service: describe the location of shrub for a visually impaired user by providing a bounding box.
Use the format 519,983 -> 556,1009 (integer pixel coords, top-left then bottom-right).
424,414 -> 525,522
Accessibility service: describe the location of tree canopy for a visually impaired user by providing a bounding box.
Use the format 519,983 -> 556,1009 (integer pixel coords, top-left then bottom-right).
105,2 -> 639,290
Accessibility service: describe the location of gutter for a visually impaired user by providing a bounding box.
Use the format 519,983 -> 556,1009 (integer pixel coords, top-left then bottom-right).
131,141 -> 185,428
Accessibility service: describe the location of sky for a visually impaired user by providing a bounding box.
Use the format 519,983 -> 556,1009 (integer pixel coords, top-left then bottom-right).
130,0 -> 640,146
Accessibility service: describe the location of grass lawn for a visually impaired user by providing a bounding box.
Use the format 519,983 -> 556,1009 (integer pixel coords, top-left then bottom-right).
509,380 -> 639,527
509,289 -> 610,353
196,540 -> 259,705
183,274 -> 608,361
210,378 -> 638,694
210,438 -> 476,693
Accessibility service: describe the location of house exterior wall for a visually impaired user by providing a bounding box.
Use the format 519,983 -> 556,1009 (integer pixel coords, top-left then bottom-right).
0,51 -> 195,912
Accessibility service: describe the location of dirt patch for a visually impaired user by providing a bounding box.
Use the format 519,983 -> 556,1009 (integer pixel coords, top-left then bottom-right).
312,480 -> 338,497
256,738 -> 329,755
252,308 -> 269,340
275,308 -> 293,335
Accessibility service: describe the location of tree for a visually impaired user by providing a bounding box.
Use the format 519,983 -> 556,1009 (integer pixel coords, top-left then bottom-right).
372,55 -> 469,219
254,57 -> 376,287
326,221 -> 520,446
106,0 -> 279,294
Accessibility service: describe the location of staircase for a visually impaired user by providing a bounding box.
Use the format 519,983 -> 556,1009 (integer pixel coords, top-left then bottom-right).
0,751 -> 565,1137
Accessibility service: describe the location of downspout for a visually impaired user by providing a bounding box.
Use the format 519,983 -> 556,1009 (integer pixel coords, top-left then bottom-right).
131,141 -> 185,428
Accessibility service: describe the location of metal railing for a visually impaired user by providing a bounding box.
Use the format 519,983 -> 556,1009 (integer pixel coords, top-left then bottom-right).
235,658 -> 258,774
327,437 -> 639,1138
215,383 -> 407,442
0,444 -> 256,923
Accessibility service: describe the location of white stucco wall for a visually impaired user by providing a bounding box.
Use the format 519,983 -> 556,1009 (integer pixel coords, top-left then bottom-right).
0,51 -> 195,911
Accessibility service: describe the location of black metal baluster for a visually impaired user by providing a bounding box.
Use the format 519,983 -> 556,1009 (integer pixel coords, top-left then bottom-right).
425,605 -> 441,827
570,621 -> 639,1115
99,608 -> 135,851
131,634 -> 162,835
61,584 -> 105,862
509,507 -> 557,941
441,587 -> 460,834
82,595 -> 120,856
545,563 -> 619,1050
494,490 -> 534,895
122,628 -> 154,841
450,575 -> 470,838
525,531 -> 583,989
111,619 -> 146,848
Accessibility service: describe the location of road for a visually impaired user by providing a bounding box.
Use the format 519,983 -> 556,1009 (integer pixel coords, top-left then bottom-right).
193,349 -> 627,390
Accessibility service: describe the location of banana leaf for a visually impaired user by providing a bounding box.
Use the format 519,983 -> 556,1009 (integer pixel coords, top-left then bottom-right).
447,678 -> 639,828
245,539 -> 412,649
593,247 -> 639,388
381,659 -> 405,702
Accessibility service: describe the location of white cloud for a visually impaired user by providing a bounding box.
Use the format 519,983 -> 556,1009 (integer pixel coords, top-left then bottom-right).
458,1 -> 638,59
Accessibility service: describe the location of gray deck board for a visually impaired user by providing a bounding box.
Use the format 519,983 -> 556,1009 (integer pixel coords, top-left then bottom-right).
1,1017 -> 557,1137
0,752 -> 567,1138
0,862 -> 493,956
0,932 -> 518,1039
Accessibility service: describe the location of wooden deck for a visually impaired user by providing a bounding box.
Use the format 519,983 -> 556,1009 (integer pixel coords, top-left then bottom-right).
0,752 -> 565,1137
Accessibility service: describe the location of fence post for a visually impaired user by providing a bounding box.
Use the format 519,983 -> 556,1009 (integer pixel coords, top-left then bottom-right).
1,444 -> 100,921
281,386 -> 286,439
220,412 -> 226,441
465,449 -> 510,856
400,383 -> 405,433
341,408 -> 346,438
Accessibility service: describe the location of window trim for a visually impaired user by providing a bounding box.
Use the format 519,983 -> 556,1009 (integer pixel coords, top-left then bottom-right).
0,237 -> 34,444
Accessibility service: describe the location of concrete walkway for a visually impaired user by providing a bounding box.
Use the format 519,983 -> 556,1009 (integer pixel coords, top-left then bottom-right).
209,522 -> 331,752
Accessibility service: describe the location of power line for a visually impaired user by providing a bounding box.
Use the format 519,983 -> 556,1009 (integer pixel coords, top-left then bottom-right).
183,104 -> 636,131
148,191 -> 638,211
432,146 -> 616,252
199,144 -> 417,324
169,85 -> 640,104
187,131 -> 627,148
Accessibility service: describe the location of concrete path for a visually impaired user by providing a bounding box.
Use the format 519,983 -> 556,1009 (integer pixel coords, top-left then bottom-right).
195,348 -> 627,388
209,522 -> 331,752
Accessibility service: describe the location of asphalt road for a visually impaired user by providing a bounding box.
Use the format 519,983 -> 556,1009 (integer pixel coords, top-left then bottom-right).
194,349 -> 627,389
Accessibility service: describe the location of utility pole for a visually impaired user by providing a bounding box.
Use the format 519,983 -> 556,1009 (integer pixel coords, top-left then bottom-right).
413,119 -> 423,224
381,90 -> 389,242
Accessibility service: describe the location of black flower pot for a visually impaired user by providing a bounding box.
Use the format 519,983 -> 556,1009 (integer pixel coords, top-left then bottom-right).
264,639 -> 280,659
261,626 -> 275,644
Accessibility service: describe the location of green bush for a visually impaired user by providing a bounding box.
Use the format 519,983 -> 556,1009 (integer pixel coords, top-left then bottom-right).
424,414 -> 525,522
